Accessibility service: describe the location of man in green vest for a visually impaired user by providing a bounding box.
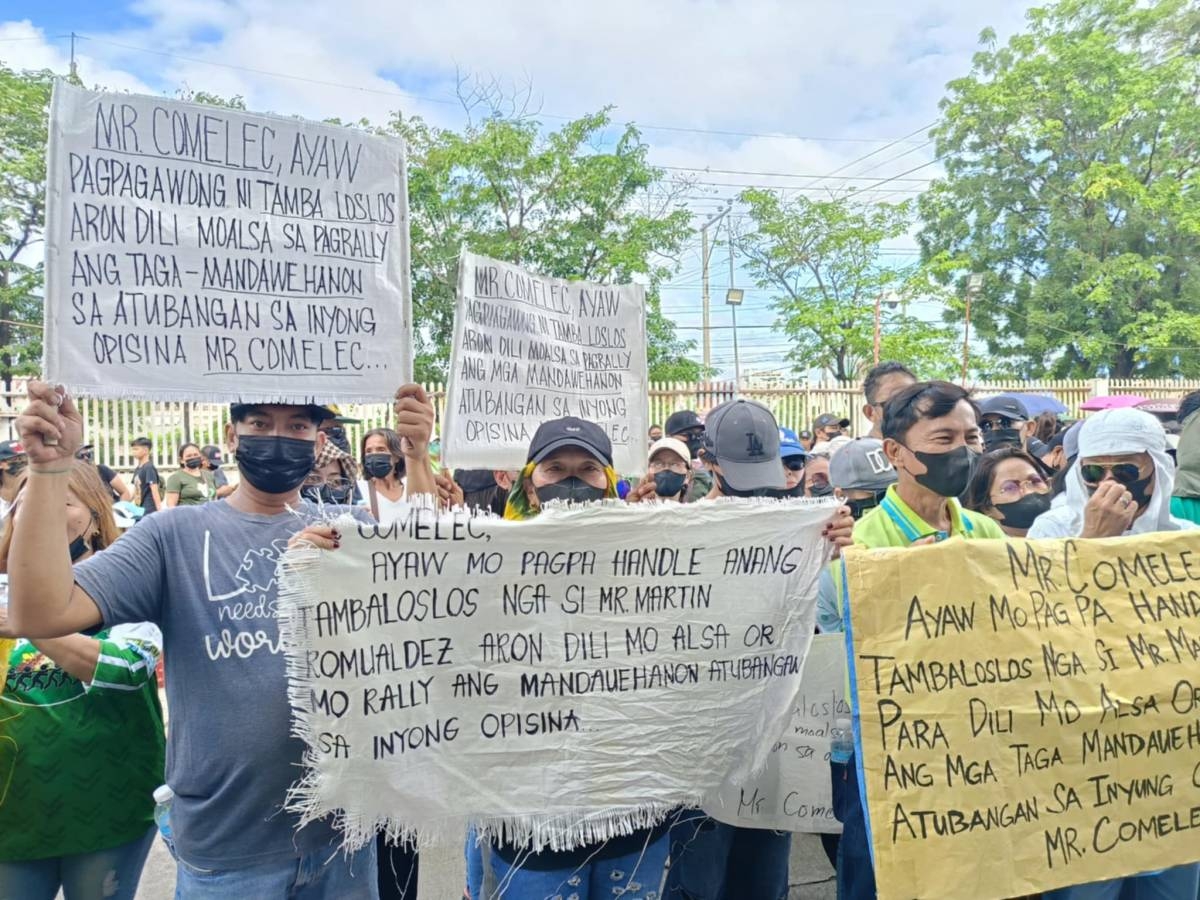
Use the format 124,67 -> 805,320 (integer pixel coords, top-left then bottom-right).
823,380 -> 1003,900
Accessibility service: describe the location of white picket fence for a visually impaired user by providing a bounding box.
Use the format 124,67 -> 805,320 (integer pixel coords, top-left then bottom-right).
0,377 -> 1194,471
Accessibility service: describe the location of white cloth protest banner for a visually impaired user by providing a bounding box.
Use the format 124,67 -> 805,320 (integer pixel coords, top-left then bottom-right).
43,81 -> 412,403
277,499 -> 836,851
441,251 -> 649,474
703,633 -> 847,833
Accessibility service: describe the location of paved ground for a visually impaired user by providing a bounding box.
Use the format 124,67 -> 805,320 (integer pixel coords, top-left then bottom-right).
132,831 -> 835,898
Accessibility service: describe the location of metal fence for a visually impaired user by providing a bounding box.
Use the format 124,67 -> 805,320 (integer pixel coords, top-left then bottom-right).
1,377 -> 1196,471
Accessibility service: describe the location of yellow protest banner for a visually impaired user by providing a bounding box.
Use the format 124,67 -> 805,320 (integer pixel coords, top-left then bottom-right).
0,638 -> 10,696
844,532 -> 1200,900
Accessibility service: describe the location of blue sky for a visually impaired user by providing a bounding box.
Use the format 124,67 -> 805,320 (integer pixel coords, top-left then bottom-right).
3,0 -> 1036,379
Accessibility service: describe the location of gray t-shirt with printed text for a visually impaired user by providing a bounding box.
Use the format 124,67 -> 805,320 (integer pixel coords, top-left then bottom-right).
75,499 -> 371,869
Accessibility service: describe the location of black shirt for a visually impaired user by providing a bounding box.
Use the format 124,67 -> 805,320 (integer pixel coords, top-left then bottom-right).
133,461 -> 160,513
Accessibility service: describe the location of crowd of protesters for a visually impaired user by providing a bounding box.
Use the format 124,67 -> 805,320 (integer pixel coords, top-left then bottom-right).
1,365 -> 1199,900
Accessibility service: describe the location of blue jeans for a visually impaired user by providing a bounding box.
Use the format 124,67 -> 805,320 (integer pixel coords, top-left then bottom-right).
664,813 -> 791,900
1043,863 -> 1200,900
831,757 -> 875,900
0,826 -> 156,900
488,832 -> 670,899
174,841 -> 378,899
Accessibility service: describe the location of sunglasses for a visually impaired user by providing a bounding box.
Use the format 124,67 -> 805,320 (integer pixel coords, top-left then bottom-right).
783,458 -> 806,472
979,418 -> 1017,432
1079,462 -> 1144,486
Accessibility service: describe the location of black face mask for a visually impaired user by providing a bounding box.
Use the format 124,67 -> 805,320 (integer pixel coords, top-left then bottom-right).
765,483 -> 807,499
304,483 -> 355,506
235,435 -> 316,495
363,453 -> 397,480
809,482 -> 834,498
716,474 -> 774,499
983,428 -> 1023,452
3,461 -> 26,479
535,477 -> 606,505
185,458 -> 204,470
69,534 -> 91,562
653,471 -> 688,497
846,495 -> 882,520
906,445 -> 979,498
684,433 -> 705,459
994,492 -> 1052,530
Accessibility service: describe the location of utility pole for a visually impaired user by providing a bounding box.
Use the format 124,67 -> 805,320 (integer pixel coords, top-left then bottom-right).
699,205 -> 729,371
69,32 -> 78,80
728,237 -> 742,393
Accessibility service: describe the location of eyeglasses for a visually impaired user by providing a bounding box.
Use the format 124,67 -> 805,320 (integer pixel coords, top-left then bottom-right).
980,418 -> 1017,432
1080,462 -> 1145,486
647,459 -> 689,474
992,476 -> 1049,501
783,457 -> 806,472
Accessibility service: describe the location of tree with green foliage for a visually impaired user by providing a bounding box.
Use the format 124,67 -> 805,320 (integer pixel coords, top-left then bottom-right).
918,0 -> 1200,378
0,63 -> 53,390
735,189 -> 960,381
386,106 -> 701,382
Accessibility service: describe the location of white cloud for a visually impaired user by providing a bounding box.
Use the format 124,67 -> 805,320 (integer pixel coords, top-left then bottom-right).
2,0 -> 1038,376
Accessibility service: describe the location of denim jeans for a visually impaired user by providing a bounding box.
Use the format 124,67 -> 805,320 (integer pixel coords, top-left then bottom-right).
831,757 -> 875,900
173,840 -> 378,899
664,812 -> 791,900
487,832 -> 670,900
0,826 -> 156,900
1043,863 -> 1200,900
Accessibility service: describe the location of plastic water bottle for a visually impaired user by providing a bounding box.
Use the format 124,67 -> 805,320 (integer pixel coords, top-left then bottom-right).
830,717 -> 854,764
153,785 -> 174,844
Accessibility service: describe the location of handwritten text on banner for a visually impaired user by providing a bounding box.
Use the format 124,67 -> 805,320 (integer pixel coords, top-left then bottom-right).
278,500 -> 835,850
845,533 -> 1200,900
441,251 -> 649,474
704,633 -> 847,833
44,82 -> 412,403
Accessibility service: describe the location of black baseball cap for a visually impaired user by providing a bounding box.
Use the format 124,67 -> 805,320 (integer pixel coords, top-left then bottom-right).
814,413 -> 851,430
527,417 -> 613,467
665,410 -> 703,436
200,445 -> 224,464
978,395 -> 1029,422
703,399 -> 786,491
0,440 -> 26,461
229,403 -> 335,423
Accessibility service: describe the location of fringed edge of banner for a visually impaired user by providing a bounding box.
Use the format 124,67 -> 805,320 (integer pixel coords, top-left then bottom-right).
46,381 -> 396,406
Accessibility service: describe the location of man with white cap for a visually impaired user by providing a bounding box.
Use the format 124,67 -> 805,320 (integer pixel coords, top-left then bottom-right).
1028,407 -> 1195,539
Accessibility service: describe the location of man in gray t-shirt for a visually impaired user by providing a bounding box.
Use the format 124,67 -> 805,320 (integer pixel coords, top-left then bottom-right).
7,382 -> 438,897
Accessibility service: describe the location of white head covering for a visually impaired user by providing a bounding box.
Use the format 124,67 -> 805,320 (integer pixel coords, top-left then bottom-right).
1058,407 -> 1188,535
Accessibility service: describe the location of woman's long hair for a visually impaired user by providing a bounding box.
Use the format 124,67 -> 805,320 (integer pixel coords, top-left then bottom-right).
0,461 -> 121,568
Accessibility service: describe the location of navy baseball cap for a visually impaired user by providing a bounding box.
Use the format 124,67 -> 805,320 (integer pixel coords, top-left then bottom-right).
230,403 -> 335,423
703,399 -> 785,491
527,417 -> 613,467
665,410 -> 703,435
978,395 -> 1029,422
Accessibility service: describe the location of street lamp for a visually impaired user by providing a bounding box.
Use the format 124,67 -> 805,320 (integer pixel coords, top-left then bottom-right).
963,273 -> 984,382
873,291 -> 901,365
727,236 -> 744,392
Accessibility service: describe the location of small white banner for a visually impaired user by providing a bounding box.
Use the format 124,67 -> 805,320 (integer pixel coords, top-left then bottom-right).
441,251 -> 649,474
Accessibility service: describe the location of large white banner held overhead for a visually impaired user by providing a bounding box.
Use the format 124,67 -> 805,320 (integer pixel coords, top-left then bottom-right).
277,499 -> 837,851
44,82 -> 412,403
441,251 -> 650,474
